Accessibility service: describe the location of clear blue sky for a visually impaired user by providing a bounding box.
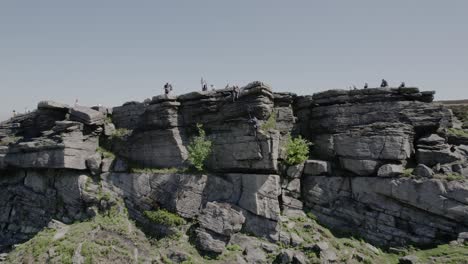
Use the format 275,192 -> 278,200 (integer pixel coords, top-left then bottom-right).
1,0 -> 467,121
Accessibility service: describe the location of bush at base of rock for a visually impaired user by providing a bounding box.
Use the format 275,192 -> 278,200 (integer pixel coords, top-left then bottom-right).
144,209 -> 186,227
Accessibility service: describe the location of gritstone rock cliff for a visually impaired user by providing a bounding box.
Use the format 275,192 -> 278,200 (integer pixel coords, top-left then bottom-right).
0,82 -> 467,263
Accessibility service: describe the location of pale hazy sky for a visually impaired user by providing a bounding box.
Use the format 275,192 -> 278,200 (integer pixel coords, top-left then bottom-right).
1,0 -> 467,121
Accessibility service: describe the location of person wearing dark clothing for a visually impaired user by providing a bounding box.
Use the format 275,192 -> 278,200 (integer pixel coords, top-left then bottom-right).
248,116 -> 259,137
364,83 -> 368,89
232,86 -> 240,102
164,82 -> 173,95
201,78 -> 208,91
380,79 -> 388,88
399,82 -> 405,88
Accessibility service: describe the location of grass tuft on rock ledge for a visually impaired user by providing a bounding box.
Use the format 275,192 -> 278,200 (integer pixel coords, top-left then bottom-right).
144,209 -> 186,227
96,146 -> 115,159
130,167 -> 185,174
448,128 -> 468,138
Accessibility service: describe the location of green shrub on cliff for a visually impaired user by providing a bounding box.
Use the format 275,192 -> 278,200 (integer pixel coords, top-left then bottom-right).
144,209 -> 186,227
284,135 -> 312,165
261,113 -> 277,131
187,124 -> 212,171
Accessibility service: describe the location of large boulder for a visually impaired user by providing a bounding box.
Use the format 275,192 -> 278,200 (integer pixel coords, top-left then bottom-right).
377,164 -> 404,177
340,158 -> 379,176
37,101 -> 70,111
198,202 -> 245,236
194,228 -> 228,254
70,106 -> 105,125
414,164 -> 434,178
303,160 -> 330,176
237,174 -> 281,220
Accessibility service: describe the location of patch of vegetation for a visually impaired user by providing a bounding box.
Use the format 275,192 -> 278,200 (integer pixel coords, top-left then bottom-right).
261,112 -> 277,131
11,228 -> 55,260
402,168 -> 414,178
187,124 -> 212,171
435,172 -> 466,182
410,244 -> 468,264
130,166 -> 184,174
144,209 -> 186,227
96,146 -> 116,159
447,105 -> 468,129
284,135 -> 312,165
226,244 -> 243,252
0,135 -> 22,146
104,115 -> 113,124
448,128 -> 468,138
111,128 -> 132,139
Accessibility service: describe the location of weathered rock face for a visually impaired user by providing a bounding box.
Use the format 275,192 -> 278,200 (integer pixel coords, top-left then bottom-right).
0,102 -> 101,170
101,172 -> 282,243
109,82 -> 286,173
0,169 -> 94,247
297,87 -> 468,246
302,176 -> 468,246
1,84 -> 468,253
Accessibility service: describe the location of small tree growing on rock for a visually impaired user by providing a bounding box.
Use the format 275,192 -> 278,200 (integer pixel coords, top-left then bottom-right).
187,124 -> 212,171
285,135 -> 312,165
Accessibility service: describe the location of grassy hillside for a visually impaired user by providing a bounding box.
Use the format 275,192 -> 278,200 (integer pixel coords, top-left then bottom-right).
4,205 -> 468,264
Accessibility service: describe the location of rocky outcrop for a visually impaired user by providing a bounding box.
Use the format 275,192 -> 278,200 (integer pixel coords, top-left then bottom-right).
101,172 -> 282,244
303,175 -> 468,246
1,83 -> 468,255
0,103 -> 101,170
297,87 -> 468,246
108,82 -> 284,173
0,169 -> 93,247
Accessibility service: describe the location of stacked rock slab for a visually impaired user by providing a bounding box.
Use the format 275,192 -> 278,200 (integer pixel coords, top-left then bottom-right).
301,87 -> 468,246
306,88 -> 452,174
112,82 -> 282,173
0,102 -> 103,170
101,172 -> 283,245
1,84 -> 468,254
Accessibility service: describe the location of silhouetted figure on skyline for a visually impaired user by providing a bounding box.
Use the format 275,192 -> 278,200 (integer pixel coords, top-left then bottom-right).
164,82 -> 173,95
232,86 -> 240,102
399,82 -> 406,88
364,83 -> 368,89
201,78 -> 208,91
380,79 -> 388,88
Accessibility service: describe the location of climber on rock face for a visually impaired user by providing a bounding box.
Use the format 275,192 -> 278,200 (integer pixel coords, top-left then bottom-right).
380,79 -> 388,88
248,116 -> 259,137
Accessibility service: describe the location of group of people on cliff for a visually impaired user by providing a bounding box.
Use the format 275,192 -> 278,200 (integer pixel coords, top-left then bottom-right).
163,77 -> 242,102
358,79 -> 405,90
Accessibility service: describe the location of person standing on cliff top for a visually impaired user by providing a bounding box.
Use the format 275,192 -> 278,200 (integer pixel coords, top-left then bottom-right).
380,79 -> 388,88
364,83 -> 368,89
201,77 -> 208,91
232,85 -> 240,102
164,82 -> 173,95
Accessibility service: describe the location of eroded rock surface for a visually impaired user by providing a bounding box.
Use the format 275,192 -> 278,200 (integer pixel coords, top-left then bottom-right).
1,83 -> 468,255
